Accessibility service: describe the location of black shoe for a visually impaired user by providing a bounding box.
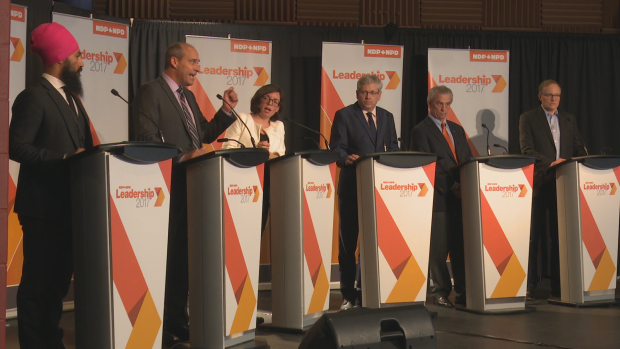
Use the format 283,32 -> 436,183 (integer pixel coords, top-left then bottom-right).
454,296 -> 466,307
526,290 -> 535,301
433,295 -> 454,308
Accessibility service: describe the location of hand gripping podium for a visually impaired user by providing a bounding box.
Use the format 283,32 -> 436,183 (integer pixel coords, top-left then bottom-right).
70,142 -> 180,349
457,155 -> 537,314
268,150 -> 339,331
356,152 -> 437,308
184,149 -> 269,348
551,155 -> 620,306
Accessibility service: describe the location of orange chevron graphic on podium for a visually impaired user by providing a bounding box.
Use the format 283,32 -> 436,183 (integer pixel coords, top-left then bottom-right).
375,189 -> 426,302
303,193 -> 329,314
480,190 -> 526,297
579,190 -> 617,291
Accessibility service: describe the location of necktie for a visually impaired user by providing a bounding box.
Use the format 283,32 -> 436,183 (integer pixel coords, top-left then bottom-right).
442,121 -> 458,163
177,87 -> 202,149
62,87 -> 85,147
366,112 -> 377,143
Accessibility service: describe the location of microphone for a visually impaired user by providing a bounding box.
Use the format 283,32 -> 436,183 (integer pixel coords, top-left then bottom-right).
216,94 -> 256,148
398,137 -> 409,151
111,89 -> 165,142
601,147 -> 612,155
493,144 -> 508,155
282,117 -> 330,150
217,138 -> 246,148
481,123 -> 491,155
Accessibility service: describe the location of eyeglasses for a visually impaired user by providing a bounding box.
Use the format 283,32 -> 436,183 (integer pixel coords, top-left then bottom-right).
358,90 -> 380,97
542,93 -> 561,98
261,95 -> 280,106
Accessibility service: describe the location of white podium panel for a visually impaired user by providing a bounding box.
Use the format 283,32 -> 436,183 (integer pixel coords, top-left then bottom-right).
357,153 -> 437,308
555,156 -> 620,305
270,151 -> 338,330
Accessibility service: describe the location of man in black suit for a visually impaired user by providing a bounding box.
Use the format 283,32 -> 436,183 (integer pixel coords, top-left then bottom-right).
330,74 -> 400,310
9,22 -> 94,348
131,42 -> 236,341
519,80 -> 586,299
410,85 -> 472,308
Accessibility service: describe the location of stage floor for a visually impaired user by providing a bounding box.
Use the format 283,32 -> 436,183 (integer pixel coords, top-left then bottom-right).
5,288 -> 620,348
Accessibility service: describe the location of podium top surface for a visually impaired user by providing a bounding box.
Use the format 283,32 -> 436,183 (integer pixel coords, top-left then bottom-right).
356,151 -> 437,168
268,150 -> 340,166
551,155 -> 620,170
454,155 -> 539,171
182,148 -> 270,168
69,141 -> 181,164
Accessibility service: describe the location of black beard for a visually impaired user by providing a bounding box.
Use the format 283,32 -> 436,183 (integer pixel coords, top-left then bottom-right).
60,64 -> 83,97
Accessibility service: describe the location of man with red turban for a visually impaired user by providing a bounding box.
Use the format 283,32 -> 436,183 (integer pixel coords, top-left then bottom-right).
9,22 -> 94,348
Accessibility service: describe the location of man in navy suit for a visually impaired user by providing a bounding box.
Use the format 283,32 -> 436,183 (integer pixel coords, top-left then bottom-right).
519,80 -> 586,299
330,75 -> 400,310
410,85 -> 472,308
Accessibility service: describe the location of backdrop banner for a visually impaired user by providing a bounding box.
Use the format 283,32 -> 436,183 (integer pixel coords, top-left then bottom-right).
428,48 -> 510,156
185,35 -> 272,151
53,12 -> 129,144
7,5 -> 28,309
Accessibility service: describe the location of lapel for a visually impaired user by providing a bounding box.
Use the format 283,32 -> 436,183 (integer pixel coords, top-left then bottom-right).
353,103 -> 376,147
535,107 -> 555,148
375,108 -> 387,151
158,75 -> 191,125
41,78 -> 80,148
425,116 -> 457,163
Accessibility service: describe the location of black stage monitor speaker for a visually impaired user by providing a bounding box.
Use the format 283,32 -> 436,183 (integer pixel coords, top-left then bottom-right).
299,305 -> 436,349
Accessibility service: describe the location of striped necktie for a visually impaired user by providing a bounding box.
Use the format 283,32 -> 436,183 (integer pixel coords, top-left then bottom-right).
177,87 -> 202,149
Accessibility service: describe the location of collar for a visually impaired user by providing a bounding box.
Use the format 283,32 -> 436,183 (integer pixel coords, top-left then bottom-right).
42,73 -> 65,90
541,105 -> 558,118
429,114 -> 448,128
162,72 -> 182,93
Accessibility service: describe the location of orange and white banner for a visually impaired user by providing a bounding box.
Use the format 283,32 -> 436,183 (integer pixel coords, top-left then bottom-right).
578,164 -> 619,292
222,161 -> 264,336
428,49 -> 509,156
7,4 -> 27,293
479,163 -> 533,298
374,162 -> 435,303
302,161 -> 336,315
185,36 -> 272,151
53,13 -> 129,144
108,157 -> 172,348
320,42 -> 404,141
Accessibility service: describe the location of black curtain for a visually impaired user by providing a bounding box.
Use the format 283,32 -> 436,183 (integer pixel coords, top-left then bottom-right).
130,20 -> 620,156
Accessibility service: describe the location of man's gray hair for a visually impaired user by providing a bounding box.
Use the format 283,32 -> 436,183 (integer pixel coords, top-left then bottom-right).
427,85 -> 453,104
357,74 -> 383,92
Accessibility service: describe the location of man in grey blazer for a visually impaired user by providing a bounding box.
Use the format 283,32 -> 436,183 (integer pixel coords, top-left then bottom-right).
330,74 -> 400,310
410,85 -> 472,308
519,80 -> 586,299
10,23 -> 94,348
131,42 -> 237,341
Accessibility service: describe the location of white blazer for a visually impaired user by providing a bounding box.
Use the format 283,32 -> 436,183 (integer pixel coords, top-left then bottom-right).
221,112 -> 286,155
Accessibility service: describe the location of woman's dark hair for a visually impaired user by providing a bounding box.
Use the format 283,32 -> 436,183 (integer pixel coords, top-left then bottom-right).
250,84 -> 283,121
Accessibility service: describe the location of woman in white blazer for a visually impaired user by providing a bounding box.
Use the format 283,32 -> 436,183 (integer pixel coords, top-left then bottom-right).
221,84 -> 285,159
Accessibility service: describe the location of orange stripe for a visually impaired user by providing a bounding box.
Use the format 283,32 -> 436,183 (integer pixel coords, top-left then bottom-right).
522,164 -> 534,189
158,159 -> 172,193
328,163 -> 337,190
88,119 -> 101,146
613,166 -> 620,186
480,190 -> 514,274
110,198 -> 148,325
224,195 -> 249,302
375,189 -> 412,278
303,192 -> 323,285
320,67 -> 346,124
422,162 -> 436,187
579,190 -> 607,267
256,164 -> 265,190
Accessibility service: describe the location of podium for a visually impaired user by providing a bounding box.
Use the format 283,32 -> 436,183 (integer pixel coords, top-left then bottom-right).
268,150 -> 339,331
356,152 -> 437,308
185,149 -> 269,348
457,155 -> 537,314
70,142 -> 180,349
551,155 -> 620,306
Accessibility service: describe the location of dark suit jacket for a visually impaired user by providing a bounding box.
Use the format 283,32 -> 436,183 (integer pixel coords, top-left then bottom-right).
329,102 -> 400,198
131,75 -> 235,157
410,116 -> 472,212
9,77 -> 94,218
519,107 -> 586,195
